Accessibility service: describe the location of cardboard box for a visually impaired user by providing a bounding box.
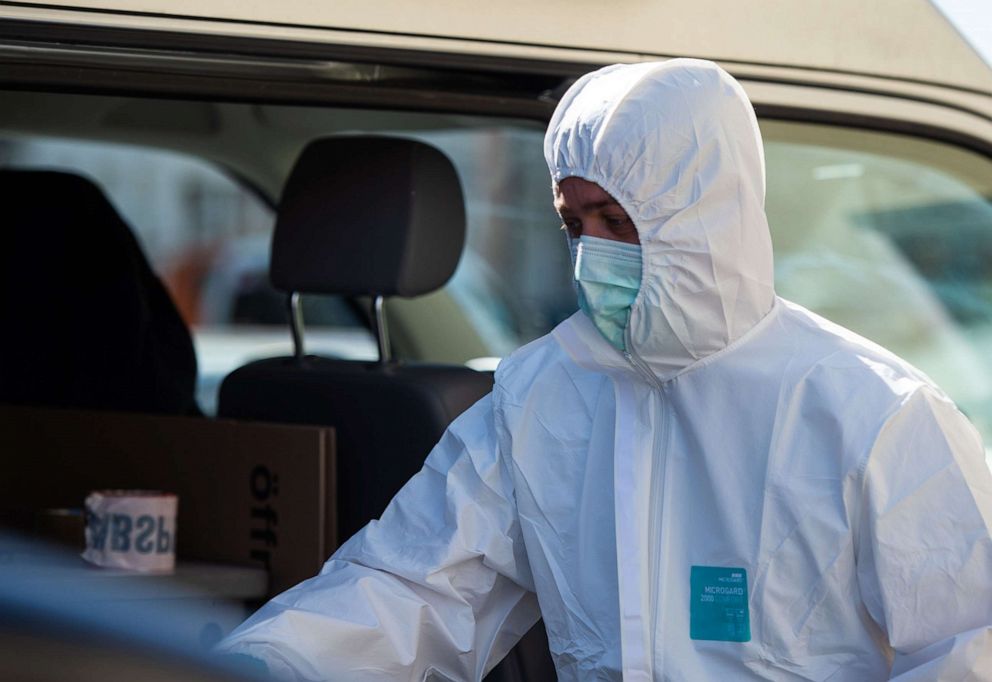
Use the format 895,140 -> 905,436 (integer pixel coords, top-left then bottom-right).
0,405 -> 336,596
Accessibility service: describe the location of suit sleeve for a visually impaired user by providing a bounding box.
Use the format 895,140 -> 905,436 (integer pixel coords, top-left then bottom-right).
216,393 -> 541,681
855,387 -> 992,680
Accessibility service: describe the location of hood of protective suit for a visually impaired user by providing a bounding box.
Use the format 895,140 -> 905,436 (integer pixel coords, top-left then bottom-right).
545,59 -> 775,380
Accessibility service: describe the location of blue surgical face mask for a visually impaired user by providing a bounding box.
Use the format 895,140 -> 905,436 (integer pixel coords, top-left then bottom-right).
571,235 -> 642,352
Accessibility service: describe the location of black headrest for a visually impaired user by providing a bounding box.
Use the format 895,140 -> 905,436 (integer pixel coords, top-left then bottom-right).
0,169 -> 198,415
271,136 -> 466,297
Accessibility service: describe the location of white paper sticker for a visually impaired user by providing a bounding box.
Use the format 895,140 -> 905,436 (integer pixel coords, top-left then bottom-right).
82,490 -> 178,572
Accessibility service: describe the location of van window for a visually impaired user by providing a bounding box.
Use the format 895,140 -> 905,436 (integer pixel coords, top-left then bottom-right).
0,95 -> 571,412
413,127 -> 574,359
762,120 -> 992,457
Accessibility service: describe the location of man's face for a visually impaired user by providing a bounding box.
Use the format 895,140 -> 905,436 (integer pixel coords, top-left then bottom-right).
553,177 -> 639,245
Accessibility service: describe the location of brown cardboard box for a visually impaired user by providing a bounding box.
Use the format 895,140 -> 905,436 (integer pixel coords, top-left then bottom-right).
0,405 -> 335,596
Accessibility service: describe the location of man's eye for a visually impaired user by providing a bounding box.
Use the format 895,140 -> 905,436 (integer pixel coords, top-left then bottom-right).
605,215 -> 630,228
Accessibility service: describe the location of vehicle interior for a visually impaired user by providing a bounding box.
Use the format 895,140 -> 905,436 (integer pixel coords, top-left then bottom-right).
3,26 -> 992,682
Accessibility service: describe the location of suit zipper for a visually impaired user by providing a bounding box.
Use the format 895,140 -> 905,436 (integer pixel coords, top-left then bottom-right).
622,346 -> 662,391
622,328 -> 669,679
647,392 -> 671,680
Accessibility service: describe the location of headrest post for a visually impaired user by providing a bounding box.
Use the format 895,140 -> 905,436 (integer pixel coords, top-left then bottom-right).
372,295 -> 391,364
287,292 -> 305,360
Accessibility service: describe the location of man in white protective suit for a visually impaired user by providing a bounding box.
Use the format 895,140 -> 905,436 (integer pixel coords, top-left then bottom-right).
218,59 -> 992,680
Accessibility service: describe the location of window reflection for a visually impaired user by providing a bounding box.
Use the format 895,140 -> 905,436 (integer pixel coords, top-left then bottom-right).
763,120 -> 992,460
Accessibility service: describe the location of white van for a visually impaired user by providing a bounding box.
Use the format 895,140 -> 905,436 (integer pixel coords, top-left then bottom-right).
1,2 -> 991,680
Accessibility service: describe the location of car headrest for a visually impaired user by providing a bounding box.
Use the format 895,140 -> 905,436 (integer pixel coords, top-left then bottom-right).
271,136 -> 466,298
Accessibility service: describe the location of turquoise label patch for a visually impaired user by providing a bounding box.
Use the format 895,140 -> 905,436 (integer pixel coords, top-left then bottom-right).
690,566 -> 751,642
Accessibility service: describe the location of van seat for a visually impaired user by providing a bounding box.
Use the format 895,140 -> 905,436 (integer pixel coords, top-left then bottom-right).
217,136 -> 555,681
0,170 -> 199,415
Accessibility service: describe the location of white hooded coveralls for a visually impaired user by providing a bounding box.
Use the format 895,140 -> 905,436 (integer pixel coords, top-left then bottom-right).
219,60 -> 992,680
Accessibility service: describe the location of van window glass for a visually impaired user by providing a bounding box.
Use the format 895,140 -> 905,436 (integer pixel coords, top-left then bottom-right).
761,120 -> 992,461
409,127 -> 574,363
0,95 -> 573,413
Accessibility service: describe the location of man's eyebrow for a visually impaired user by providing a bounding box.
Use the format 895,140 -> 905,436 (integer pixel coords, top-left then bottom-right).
581,199 -> 620,211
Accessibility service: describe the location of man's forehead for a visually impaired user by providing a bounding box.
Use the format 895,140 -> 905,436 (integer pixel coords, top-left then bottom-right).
554,178 -> 619,211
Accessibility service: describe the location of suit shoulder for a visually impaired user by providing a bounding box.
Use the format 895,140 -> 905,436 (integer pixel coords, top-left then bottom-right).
769,302 -> 954,450
494,325 -> 607,411
494,332 -> 567,398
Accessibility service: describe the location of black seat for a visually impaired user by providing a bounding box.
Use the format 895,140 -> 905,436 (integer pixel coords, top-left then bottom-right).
217,136 -> 494,540
217,136 -> 554,681
0,170 -> 198,415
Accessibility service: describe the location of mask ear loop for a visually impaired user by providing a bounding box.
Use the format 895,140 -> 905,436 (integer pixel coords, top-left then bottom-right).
565,230 -> 582,302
